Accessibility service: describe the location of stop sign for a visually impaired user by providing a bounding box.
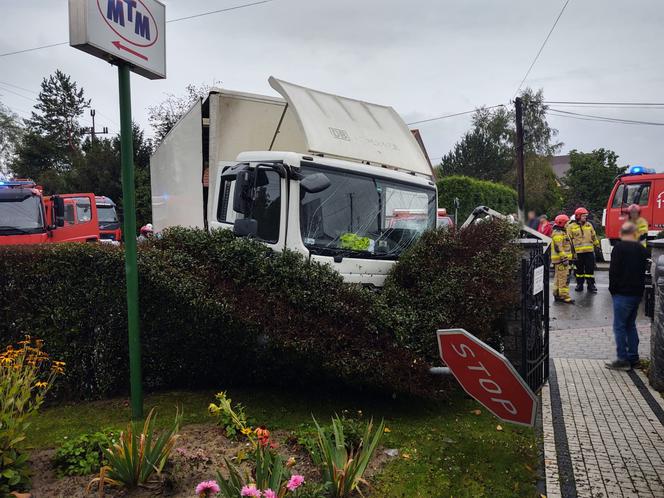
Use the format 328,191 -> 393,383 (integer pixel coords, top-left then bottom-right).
437,329 -> 537,427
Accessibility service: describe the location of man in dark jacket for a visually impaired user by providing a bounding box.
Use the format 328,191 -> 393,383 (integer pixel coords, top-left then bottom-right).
606,222 -> 650,371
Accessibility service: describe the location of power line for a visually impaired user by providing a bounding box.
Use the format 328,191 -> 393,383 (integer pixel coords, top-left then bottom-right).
407,104 -> 505,126
0,83 -> 35,102
548,108 -> 664,126
0,80 -> 38,95
0,0 -> 276,59
513,0 -> 571,98
546,100 -> 664,106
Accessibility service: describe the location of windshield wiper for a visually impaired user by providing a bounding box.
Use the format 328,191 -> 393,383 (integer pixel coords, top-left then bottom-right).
0,226 -> 32,234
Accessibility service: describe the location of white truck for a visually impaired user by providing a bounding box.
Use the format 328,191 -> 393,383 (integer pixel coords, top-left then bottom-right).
150,77 -> 437,287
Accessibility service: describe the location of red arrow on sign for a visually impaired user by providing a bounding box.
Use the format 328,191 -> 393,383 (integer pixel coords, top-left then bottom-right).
112,41 -> 149,61
437,329 -> 538,427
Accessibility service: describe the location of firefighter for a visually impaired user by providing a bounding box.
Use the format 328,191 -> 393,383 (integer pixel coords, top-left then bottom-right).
137,223 -> 153,243
627,204 -> 648,247
552,214 -> 574,304
568,207 -> 600,293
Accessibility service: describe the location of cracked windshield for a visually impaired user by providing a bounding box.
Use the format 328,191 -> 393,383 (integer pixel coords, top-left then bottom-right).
299,164 -> 436,259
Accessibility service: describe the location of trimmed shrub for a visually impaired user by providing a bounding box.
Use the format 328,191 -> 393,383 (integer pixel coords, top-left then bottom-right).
437,175 -> 517,223
0,230 -> 436,400
382,221 -> 520,363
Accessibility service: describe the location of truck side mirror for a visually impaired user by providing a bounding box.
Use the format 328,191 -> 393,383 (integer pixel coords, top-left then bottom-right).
233,218 -> 258,237
53,196 -> 65,227
301,173 -> 331,194
233,170 -> 254,215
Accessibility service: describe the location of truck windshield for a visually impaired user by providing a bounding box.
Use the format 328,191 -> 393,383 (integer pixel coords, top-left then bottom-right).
97,205 -> 119,223
299,164 -> 436,259
0,194 -> 44,234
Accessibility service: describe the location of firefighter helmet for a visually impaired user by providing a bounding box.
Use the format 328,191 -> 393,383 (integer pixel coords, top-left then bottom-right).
628,203 -> 641,214
554,214 -> 570,227
574,207 -> 589,217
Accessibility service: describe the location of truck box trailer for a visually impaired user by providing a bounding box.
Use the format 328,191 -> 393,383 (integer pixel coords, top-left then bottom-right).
150,77 -> 437,287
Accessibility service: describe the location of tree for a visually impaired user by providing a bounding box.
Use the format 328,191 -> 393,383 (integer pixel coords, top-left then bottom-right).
437,175 -> 517,222
439,107 -> 513,181
0,103 -> 23,179
148,84 -> 210,143
563,149 -> 626,216
520,88 -> 562,156
11,70 -> 90,191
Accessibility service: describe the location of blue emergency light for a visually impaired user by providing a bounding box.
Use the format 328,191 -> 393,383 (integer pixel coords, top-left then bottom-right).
628,165 -> 655,175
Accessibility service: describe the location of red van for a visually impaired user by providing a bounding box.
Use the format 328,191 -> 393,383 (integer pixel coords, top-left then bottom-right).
602,165 -> 661,259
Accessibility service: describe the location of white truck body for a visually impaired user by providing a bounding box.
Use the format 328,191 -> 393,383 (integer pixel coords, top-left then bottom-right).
150,77 -> 437,287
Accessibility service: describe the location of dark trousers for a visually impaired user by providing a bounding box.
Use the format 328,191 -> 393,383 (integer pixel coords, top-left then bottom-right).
612,294 -> 641,363
575,252 -> 596,287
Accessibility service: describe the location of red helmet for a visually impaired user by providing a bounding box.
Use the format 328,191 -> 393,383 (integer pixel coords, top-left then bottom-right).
140,223 -> 153,235
574,207 -> 588,217
628,203 -> 641,214
554,214 -> 570,227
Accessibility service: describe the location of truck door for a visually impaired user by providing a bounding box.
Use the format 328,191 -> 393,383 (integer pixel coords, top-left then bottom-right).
606,180 -> 652,240
50,194 -> 100,243
209,164 -> 287,251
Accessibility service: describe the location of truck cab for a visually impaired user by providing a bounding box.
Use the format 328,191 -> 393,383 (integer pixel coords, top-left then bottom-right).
151,77 -> 437,287
96,196 -> 122,243
602,165 -> 662,259
0,180 -> 100,246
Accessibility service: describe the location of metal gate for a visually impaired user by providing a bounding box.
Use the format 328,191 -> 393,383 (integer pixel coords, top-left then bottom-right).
518,239 -> 550,393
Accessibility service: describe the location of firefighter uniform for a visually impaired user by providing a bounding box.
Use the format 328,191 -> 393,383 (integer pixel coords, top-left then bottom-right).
635,216 -> 648,247
551,225 -> 573,302
567,220 -> 599,289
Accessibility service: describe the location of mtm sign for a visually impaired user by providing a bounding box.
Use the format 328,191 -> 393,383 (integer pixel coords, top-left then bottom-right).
437,328 -> 537,427
69,0 -> 166,79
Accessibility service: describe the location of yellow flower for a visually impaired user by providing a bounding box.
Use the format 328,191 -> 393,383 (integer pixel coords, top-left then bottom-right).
241,428 -> 253,436
35,381 -> 48,388
384,427 -> 391,433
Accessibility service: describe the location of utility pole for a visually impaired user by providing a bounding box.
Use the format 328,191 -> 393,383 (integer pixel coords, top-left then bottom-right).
84,109 -> 109,143
515,97 -> 526,223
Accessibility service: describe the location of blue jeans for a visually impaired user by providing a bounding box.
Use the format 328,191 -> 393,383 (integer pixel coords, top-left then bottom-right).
612,294 -> 641,363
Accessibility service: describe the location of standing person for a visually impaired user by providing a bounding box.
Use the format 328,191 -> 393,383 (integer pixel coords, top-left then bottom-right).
551,214 -> 574,304
526,210 -> 539,230
568,207 -> 599,293
137,223 -> 153,243
606,222 -> 650,370
537,214 -> 553,237
627,204 -> 648,246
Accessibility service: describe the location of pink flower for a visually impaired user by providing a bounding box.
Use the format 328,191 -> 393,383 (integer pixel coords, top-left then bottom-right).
195,480 -> 221,496
241,485 -> 261,498
262,489 -> 277,498
286,475 -> 305,491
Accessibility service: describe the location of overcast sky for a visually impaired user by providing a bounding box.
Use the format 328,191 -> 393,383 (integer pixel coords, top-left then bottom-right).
1,0 -> 663,168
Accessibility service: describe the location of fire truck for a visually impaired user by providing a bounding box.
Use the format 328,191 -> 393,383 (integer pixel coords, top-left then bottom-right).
601,165 -> 662,260
0,180 -> 100,245
96,195 -> 122,243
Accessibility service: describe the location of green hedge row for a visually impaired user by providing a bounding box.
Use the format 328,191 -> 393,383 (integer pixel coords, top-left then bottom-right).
437,175 -> 517,223
0,223 -> 518,401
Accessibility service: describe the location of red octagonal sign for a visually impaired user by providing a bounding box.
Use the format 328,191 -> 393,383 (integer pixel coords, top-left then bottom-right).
437,329 -> 537,427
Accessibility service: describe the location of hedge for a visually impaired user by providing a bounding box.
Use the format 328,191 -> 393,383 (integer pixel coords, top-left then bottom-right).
0,222 -> 518,401
437,175 -> 517,223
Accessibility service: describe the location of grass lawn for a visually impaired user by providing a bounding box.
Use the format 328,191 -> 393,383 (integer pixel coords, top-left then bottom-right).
30,387 -> 539,497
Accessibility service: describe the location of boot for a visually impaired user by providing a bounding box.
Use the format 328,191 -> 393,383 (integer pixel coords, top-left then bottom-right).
587,283 -> 598,294
575,284 -> 584,292
562,297 -> 575,304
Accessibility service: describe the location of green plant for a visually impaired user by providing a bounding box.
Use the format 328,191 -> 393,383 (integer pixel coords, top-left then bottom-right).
437,175 -> 517,222
0,337 -> 63,495
208,391 -> 248,439
312,415 -> 385,498
88,408 -> 182,492
53,429 -> 119,476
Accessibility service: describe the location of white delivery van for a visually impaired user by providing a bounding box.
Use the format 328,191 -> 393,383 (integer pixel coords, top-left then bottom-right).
150,77 -> 437,287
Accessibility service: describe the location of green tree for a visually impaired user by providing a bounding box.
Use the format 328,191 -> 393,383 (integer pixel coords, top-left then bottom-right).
563,149 -> 626,216
11,70 -> 90,191
0,103 -> 23,179
148,83 -> 209,143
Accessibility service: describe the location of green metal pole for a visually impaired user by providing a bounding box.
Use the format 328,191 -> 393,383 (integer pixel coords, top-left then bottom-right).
118,63 -> 143,420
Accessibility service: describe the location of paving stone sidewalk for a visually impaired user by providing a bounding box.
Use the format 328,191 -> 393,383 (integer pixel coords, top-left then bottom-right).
543,327 -> 664,497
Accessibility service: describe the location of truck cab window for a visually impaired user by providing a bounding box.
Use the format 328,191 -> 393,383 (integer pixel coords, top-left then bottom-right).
252,169 -> 281,243
75,198 -> 92,223
217,180 -> 237,224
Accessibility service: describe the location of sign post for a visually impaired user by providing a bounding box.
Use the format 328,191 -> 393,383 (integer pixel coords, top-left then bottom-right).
437,328 -> 538,427
69,0 -> 166,420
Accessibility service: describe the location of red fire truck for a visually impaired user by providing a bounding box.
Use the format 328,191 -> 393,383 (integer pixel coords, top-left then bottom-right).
601,165 -> 662,259
0,180 -> 99,245
96,196 -> 122,243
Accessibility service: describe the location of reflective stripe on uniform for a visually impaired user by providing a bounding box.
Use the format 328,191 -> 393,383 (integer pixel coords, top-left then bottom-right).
574,245 -> 595,253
